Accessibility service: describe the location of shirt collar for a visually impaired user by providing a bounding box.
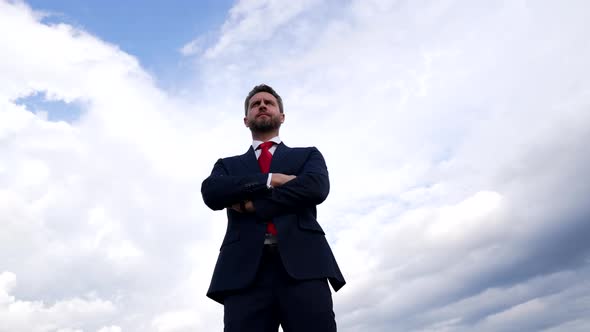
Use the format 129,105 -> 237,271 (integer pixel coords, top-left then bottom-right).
252,136 -> 282,150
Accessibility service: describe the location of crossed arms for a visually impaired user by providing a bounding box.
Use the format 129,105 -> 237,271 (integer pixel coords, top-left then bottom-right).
201,147 -> 330,220
230,173 -> 296,213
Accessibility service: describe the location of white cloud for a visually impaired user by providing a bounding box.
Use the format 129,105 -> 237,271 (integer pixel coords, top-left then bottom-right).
2,0 -> 590,331
0,1 -> 221,330
186,0 -> 590,330
0,272 -> 117,332
151,310 -> 202,332
96,327 -> 121,332
201,0 -> 321,58
179,37 -> 205,57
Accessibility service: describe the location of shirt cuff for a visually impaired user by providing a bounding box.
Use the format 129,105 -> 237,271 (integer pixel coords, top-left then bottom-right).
266,173 -> 273,188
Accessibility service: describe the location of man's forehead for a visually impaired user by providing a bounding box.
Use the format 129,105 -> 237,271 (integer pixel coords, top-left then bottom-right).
250,92 -> 277,102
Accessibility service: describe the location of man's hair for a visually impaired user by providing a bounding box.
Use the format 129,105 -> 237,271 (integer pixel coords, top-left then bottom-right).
244,84 -> 284,115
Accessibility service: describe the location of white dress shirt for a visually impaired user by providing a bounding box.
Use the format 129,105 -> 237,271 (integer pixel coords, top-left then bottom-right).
252,136 -> 282,188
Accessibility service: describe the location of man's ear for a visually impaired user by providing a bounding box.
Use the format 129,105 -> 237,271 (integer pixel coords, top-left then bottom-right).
244,116 -> 249,127
280,113 -> 285,123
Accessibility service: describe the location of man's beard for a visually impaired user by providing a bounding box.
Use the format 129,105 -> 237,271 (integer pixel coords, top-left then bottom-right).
248,115 -> 282,133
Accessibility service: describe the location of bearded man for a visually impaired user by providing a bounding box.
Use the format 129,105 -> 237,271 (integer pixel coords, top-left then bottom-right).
201,84 -> 345,332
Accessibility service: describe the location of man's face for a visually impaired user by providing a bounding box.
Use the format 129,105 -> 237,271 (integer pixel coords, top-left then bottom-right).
244,91 -> 284,133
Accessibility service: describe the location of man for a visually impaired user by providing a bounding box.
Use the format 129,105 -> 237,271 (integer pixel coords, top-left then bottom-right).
201,84 -> 346,332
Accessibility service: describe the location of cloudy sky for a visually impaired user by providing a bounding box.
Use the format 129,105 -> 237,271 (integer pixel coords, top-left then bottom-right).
1,0 -> 590,331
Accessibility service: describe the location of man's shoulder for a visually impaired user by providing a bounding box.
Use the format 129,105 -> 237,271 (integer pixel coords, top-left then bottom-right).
279,146 -> 325,165
281,144 -> 320,152
219,146 -> 253,161
220,153 -> 248,163
286,145 -> 322,155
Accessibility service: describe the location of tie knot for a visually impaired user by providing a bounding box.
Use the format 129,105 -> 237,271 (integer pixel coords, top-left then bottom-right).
258,141 -> 274,151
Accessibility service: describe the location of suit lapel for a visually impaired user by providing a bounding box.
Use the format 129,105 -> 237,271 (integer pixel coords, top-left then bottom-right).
239,146 -> 262,174
269,142 -> 289,173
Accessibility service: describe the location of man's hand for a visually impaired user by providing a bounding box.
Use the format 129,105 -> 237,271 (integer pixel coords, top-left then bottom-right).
271,173 -> 296,187
230,200 -> 255,213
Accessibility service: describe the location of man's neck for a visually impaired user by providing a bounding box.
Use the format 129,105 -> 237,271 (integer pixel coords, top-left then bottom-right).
252,131 -> 279,142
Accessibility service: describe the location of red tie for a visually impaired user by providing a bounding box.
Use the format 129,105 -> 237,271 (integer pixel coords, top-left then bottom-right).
257,141 -> 277,235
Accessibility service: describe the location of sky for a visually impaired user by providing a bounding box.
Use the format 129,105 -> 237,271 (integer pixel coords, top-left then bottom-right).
1,0 -> 590,331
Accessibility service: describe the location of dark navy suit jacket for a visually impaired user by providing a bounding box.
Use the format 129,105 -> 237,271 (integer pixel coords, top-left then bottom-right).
201,142 -> 346,304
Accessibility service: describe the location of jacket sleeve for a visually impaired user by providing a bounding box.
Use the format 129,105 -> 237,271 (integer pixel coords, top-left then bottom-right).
252,147 -> 330,219
201,158 -> 269,211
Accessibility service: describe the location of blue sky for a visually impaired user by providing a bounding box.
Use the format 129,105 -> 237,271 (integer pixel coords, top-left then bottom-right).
17,0 -> 234,122
1,1 -> 590,331
28,0 -> 234,88
15,91 -> 85,122
30,0 -> 231,68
